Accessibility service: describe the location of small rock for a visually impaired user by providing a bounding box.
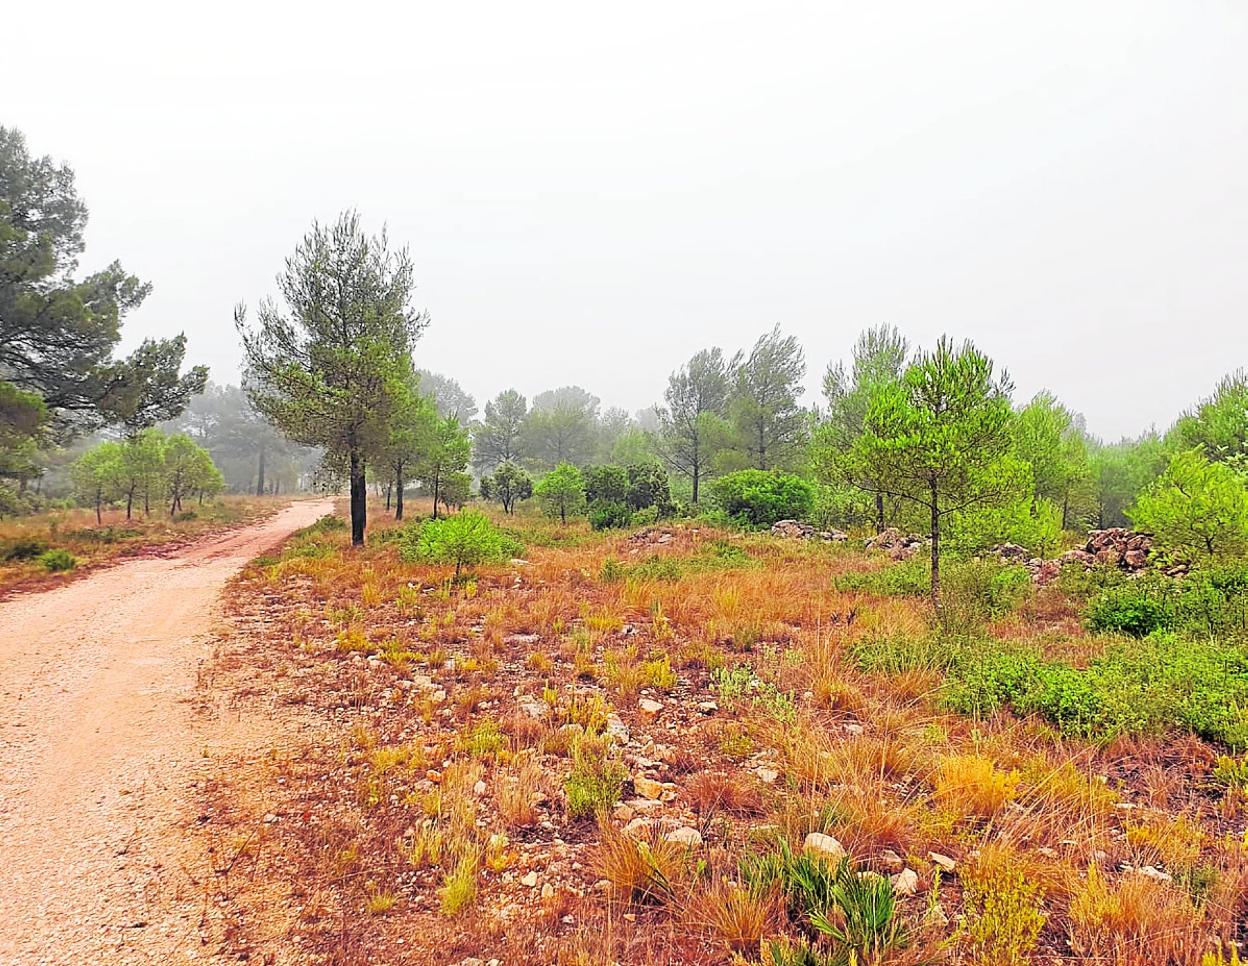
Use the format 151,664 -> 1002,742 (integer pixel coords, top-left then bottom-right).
519,871 -> 539,888
633,776 -> 664,800
605,714 -> 630,743
891,868 -> 919,896
843,722 -> 865,736
696,701 -> 719,714
613,804 -> 635,822
666,827 -> 702,848
756,767 -> 780,784
623,817 -> 653,836
638,698 -> 663,717
803,832 -> 846,863
878,849 -> 905,872
928,852 -> 956,874
473,780 -> 488,797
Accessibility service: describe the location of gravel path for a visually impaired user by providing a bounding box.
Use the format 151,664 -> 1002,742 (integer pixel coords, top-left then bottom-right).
0,499 -> 331,965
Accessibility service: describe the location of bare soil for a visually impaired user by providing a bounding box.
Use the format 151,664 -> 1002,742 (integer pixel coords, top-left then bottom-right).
0,498 -> 331,965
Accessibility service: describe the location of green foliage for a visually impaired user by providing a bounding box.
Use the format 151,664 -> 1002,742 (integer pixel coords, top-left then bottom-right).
742,843 -> 902,958
584,461 -> 675,529
478,460 -> 532,514
922,633 -> 1248,748
37,548 -> 77,572
237,210 -> 428,545
948,494 -> 1063,558
959,854 -> 1046,966
0,537 -> 49,561
1089,434 -> 1170,529
1129,449 -> 1248,561
1012,390 -> 1093,528
1084,565 -> 1248,640
729,326 -> 808,471
535,463 -> 586,524
938,558 -> 1032,634
1212,754 -> 1248,789
658,347 -> 731,504
473,389 -> 528,471
815,325 -> 910,531
837,557 -> 1029,630
522,386 -> 600,470
1086,578 -> 1176,637
1170,369 -> 1248,466
852,336 -> 1025,606
563,737 -> 626,819
710,469 -> 815,528
0,126 -> 206,440
587,500 -> 632,531
399,510 -> 523,579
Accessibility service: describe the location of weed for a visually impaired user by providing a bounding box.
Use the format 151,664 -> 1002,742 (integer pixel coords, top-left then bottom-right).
959,844 -> 1047,966
37,548 -> 76,572
439,853 -> 478,916
564,736 -> 626,819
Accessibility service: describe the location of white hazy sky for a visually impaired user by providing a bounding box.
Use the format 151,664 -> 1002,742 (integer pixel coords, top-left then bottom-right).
8,1 -> 1247,440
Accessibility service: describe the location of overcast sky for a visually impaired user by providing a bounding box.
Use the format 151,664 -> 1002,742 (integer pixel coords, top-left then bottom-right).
8,1 -> 1247,440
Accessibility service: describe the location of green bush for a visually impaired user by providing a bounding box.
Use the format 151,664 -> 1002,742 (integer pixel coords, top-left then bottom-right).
587,499 -> 632,531
37,548 -> 77,572
1086,577 -> 1176,637
939,559 -> 1031,634
710,469 -> 815,528
630,506 -> 660,527
935,634 -> 1248,748
1,537 -> 49,561
399,511 -> 523,579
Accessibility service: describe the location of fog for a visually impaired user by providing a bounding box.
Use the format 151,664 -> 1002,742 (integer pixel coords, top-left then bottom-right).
8,0 -> 1247,439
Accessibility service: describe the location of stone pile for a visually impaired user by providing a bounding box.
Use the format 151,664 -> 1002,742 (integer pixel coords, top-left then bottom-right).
865,527 -> 925,560
1061,528 -> 1153,572
769,519 -> 848,542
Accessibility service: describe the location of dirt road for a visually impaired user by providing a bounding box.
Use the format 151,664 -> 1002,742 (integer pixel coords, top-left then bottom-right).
0,498 -> 332,965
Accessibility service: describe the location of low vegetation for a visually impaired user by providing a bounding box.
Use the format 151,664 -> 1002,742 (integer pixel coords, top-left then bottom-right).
206,496 -> 1248,964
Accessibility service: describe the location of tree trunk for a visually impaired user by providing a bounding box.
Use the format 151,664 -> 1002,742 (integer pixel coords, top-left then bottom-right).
256,442 -> 267,497
395,466 -> 405,521
875,492 -> 885,534
385,481 -> 392,512
929,482 -> 941,612
95,492 -> 102,526
692,463 -> 700,505
431,474 -> 441,520
349,448 -> 367,546
126,487 -> 134,521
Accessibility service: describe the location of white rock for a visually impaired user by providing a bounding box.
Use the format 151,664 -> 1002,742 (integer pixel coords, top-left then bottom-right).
891,868 -> 919,896
666,826 -> 703,848
928,851 -> 956,873
638,698 -> 663,717
519,871 -> 539,888
803,832 -> 846,863
756,767 -> 780,784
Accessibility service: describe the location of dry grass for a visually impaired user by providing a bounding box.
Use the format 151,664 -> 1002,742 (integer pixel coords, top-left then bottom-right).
201,499 -> 1248,965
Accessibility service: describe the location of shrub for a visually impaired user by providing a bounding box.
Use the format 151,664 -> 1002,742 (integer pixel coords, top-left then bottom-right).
959,845 -> 1047,966
709,469 -> 815,528
594,824 -> 688,904
37,548 -> 77,572
630,506 -> 660,527
933,754 -> 1020,820
564,737 -> 626,819
1086,577 -> 1176,637
938,559 -> 1031,634
1,537 -> 49,561
1129,449 -> 1248,562
399,511 -> 523,579
587,499 -> 632,531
